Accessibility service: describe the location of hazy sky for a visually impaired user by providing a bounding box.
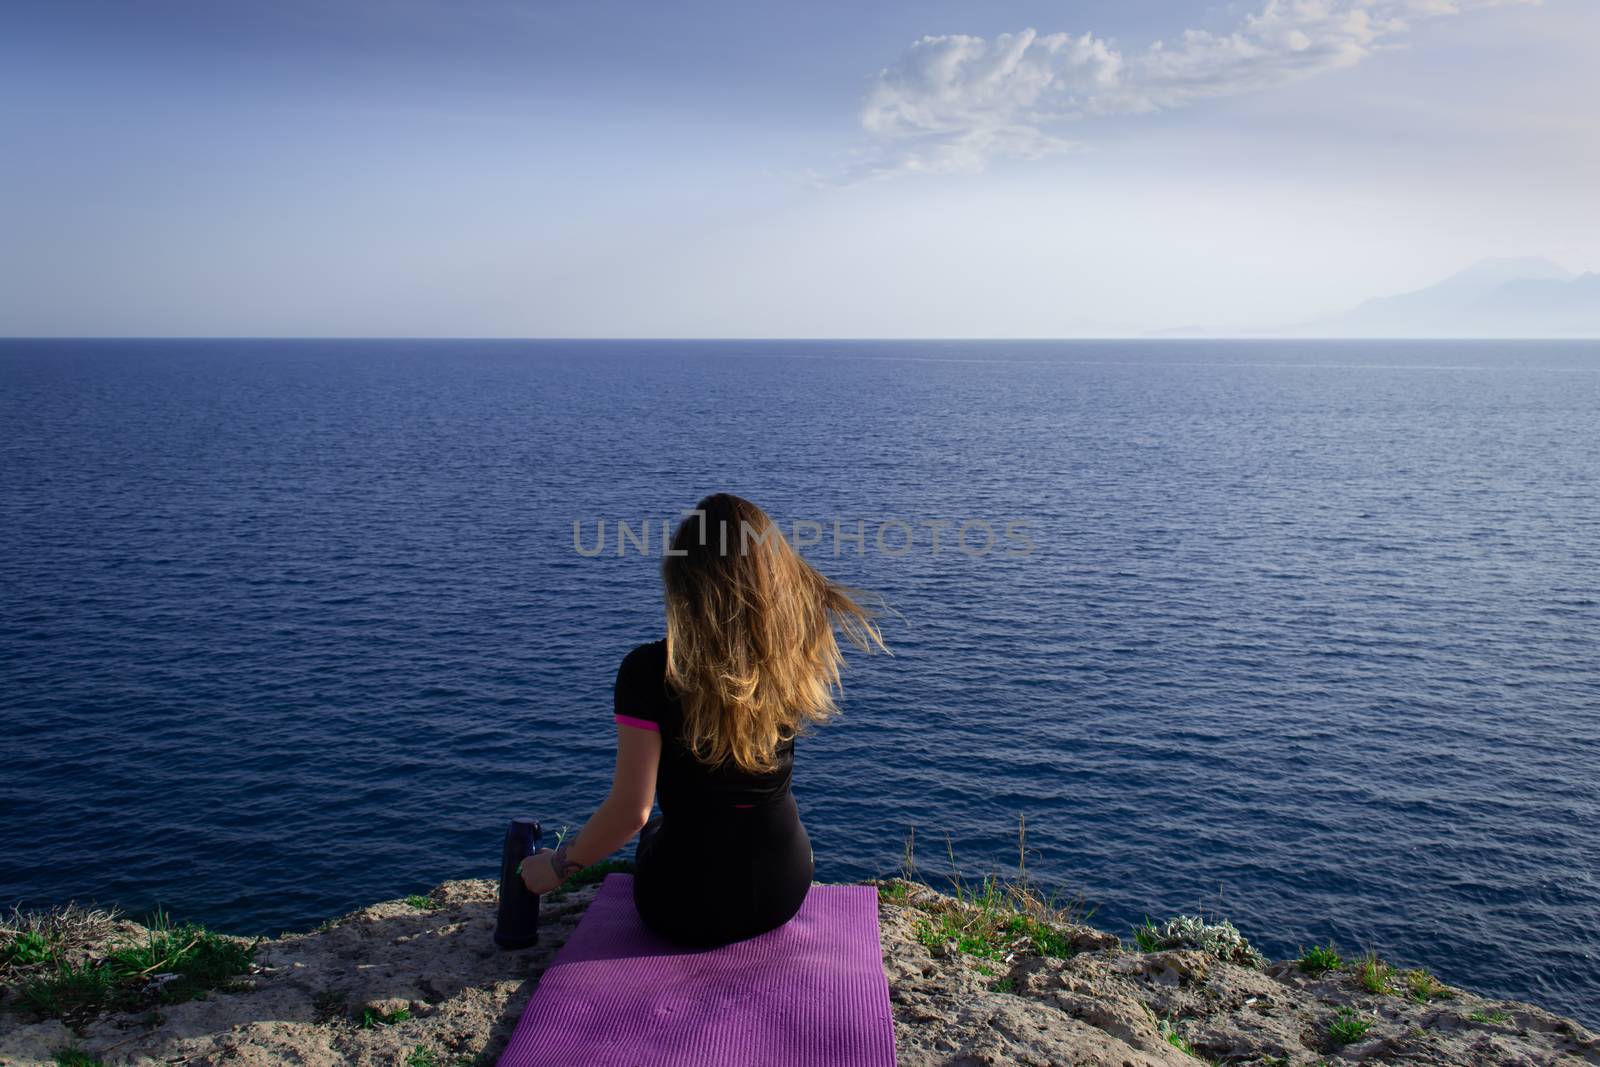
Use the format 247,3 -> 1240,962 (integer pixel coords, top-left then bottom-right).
2,0 -> 1595,337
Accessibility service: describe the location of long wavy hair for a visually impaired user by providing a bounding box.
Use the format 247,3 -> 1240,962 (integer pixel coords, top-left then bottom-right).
662,493 -> 888,774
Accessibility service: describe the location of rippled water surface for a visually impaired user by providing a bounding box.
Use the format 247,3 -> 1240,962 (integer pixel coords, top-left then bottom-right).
2,339 -> 1597,1023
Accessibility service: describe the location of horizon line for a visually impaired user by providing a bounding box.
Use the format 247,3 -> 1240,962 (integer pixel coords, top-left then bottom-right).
4,335 -> 1600,344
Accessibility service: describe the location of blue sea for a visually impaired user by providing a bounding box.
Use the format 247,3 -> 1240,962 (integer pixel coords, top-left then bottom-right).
2,339 -> 1597,1024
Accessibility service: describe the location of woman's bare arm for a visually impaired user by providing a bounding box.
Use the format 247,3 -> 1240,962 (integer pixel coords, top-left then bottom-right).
561,720 -> 661,867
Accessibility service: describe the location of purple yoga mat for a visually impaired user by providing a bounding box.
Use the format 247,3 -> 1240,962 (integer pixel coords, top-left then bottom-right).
496,873 -> 896,1067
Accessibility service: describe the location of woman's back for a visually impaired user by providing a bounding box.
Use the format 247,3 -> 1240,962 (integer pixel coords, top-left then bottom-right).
615,639 -> 794,817
620,637 -> 815,946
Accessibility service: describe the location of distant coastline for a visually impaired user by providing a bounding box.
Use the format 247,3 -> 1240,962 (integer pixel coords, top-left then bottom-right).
1151,258 -> 1600,340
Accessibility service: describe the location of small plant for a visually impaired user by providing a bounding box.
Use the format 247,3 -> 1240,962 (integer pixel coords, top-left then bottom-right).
1327,1007 -> 1373,1045
403,895 -> 438,911
911,913 -> 1004,959
359,1005 -> 412,1028
101,909 -> 260,1008
890,819 -> 1097,968
997,912 -> 1072,958
53,1051 -> 103,1067
1131,915 -> 1267,967
1354,950 -> 1393,994
312,988 -> 348,1023
994,976 -> 1017,993
1401,968 -> 1451,1003
4,930 -> 55,966
545,858 -> 637,900
406,1046 -> 440,1067
19,960 -> 113,1017
1297,944 -> 1343,976
1158,1017 -> 1200,1058
1470,1008 -> 1512,1024
914,819 -> 1094,923
878,881 -> 911,904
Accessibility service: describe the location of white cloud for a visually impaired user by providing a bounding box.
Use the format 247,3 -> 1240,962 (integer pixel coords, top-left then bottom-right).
853,0 -> 1540,178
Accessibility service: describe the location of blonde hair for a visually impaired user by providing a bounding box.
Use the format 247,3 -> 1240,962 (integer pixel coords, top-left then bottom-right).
662,493 -> 888,774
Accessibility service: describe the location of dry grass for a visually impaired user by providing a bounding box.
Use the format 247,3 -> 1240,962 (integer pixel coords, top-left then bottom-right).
877,817 -> 1098,964
1,903 -> 125,977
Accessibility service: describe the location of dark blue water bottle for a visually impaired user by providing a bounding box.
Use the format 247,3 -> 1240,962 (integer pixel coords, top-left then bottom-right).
494,816 -> 543,950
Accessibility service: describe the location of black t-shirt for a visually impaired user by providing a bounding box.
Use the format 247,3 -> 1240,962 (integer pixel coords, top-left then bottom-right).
613,639 -> 794,815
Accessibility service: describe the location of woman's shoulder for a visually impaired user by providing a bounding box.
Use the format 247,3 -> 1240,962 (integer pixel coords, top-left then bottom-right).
620,638 -> 667,670
616,639 -> 668,689
614,639 -> 671,726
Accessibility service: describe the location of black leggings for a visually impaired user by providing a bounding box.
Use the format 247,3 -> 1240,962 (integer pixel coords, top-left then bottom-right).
632,792 -> 814,948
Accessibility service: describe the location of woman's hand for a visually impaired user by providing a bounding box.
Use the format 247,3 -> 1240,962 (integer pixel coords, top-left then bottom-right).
519,848 -> 563,895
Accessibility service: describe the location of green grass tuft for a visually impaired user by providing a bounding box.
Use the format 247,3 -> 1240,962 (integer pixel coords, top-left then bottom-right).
1327,1007 -> 1373,1045
1470,1008 -> 1512,1024
1401,968 -> 1452,1003
545,859 -> 636,900
907,881 -> 1083,962
99,909 -> 259,1007
912,912 -> 1005,959
4,930 -> 55,966
359,1005 -> 412,1028
999,913 -> 1074,958
1166,1030 -> 1198,1055
406,1046 -> 439,1067
1157,1017 -> 1205,1059
1354,950 -> 1393,994
878,881 -> 911,904
4,903 -> 258,1026
20,960 -> 114,1018
52,1050 -> 103,1067
884,819 -> 1097,967
1297,944 -> 1343,976
403,895 -> 439,911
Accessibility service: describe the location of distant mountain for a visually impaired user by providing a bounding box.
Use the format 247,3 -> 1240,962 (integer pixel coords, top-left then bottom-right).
1302,257 -> 1600,338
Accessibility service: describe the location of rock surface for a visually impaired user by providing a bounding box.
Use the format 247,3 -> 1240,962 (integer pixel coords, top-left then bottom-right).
2,877 -> 1596,1066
